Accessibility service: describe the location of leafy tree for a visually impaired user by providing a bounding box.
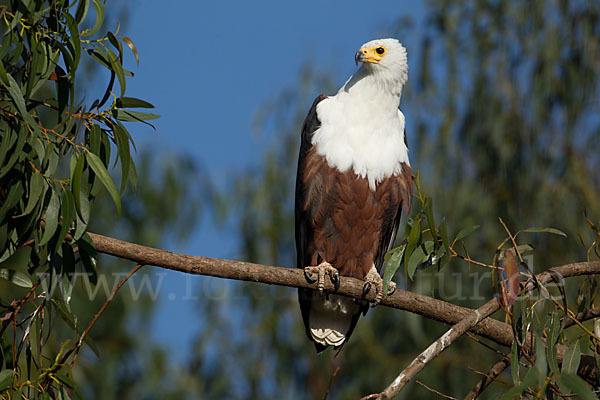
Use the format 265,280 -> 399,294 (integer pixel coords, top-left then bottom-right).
0,1 -> 195,398
2,0 -> 600,399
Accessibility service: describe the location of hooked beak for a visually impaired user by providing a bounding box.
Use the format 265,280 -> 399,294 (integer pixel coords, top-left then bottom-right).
355,49 -> 366,65
354,47 -> 382,66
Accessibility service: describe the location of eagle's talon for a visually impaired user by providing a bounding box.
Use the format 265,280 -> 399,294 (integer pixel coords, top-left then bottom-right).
304,262 -> 337,294
386,281 -> 397,296
362,282 -> 371,297
363,266 -> 384,304
331,272 -> 340,291
304,269 -> 317,284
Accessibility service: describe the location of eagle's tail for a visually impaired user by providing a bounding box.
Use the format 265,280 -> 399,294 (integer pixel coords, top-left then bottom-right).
308,294 -> 362,350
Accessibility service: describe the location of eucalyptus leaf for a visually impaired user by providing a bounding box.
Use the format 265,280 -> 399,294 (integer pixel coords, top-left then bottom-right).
520,227 -> 567,237
558,374 -> 596,400
86,152 -> 122,214
562,340 -> 581,375
0,269 -> 33,288
0,369 -> 14,391
40,190 -> 61,246
546,312 -> 561,376
0,247 -> 31,272
383,244 -> 405,293
404,219 -> 421,280
116,97 -> 154,109
454,225 -> 480,242
112,109 -> 160,122
81,0 -> 104,37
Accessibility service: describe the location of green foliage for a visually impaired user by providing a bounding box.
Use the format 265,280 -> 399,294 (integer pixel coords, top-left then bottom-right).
0,0 -> 156,396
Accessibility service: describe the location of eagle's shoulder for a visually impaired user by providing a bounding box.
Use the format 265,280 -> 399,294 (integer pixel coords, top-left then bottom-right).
300,94 -> 328,144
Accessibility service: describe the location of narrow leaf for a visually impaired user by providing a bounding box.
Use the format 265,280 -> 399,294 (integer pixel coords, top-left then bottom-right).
71,152 -> 85,221
56,191 -> 75,250
520,227 -> 567,237
81,0 -> 104,37
511,339 -> 520,385
0,269 -> 33,288
454,225 -> 480,242
561,341 -> 581,375
106,47 -> 125,97
86,152 -> 121,214
439,217 -> 450,252
407,246 -> 427,279
112,109 -> 160,122
0,369 -> 14,391
404,219 -> 421,279
424,197 -> 436,241
547,312 -> 561,376
559,374 -> 596,400
0,247 -> 31,272
4,74 -> 41,136
116,97 -> 154,108
40,190 -> 61,246
383,244 -> 406,293
120,36 -> 139,65
24,173 -> 46,215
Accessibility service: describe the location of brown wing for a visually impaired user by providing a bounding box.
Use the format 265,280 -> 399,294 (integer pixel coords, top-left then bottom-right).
295,94 -> 329,351
295,94 -> 328,273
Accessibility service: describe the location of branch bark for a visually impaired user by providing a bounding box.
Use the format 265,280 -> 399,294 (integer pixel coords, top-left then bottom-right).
379,298 -> 501,399
87,232 -> 600,387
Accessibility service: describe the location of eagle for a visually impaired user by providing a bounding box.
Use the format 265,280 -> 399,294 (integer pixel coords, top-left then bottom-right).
295,38 -> 413,352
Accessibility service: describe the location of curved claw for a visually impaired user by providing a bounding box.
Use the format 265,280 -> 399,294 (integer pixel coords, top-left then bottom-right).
386,282 -> 397,296
304,269 -> 317,283
362,282 -> 371,297
331,272 -> 340,291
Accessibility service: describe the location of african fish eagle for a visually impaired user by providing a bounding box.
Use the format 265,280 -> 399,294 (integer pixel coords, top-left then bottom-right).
295,38 -> 413,352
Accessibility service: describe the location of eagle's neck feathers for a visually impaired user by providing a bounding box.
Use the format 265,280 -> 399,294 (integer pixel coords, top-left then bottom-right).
311,68 -> 409,191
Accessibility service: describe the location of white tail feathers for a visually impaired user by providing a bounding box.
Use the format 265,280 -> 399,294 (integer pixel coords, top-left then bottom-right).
309,294 -> 360,347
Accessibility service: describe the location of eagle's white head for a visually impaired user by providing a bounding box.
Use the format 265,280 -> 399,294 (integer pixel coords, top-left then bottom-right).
354,38 -> 408,86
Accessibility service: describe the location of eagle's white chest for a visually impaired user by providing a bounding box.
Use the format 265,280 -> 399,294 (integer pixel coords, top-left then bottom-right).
311,91 -> 409,191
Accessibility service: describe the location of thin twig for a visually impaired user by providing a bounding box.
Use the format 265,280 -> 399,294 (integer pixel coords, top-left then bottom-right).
322,366 -> 341,400
68,263 -> 144,367
498,217 -> 524,263
40,263 -> 144,386
564,307 -> 600,329
416,380 -> 459,399
464,357 -> 511,400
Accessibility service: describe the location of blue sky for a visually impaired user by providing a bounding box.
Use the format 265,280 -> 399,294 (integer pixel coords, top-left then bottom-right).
111,0 -> 426,361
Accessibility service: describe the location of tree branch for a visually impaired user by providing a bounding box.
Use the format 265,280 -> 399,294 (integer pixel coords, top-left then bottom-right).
86,232 -> 600,387
379,298 -> 501,399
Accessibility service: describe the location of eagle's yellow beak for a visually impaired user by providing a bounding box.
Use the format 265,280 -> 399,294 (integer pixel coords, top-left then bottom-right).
355,46 -> 384,65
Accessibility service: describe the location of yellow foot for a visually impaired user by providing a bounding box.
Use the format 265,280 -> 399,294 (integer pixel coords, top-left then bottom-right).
304,262 -> 340,293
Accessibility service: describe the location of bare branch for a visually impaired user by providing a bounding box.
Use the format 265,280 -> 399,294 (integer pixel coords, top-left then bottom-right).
379,298 -> 500,398
86,232 -> 600,388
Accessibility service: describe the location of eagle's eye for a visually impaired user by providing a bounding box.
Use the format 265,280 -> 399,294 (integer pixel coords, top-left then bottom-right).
376,47 -> 385,55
